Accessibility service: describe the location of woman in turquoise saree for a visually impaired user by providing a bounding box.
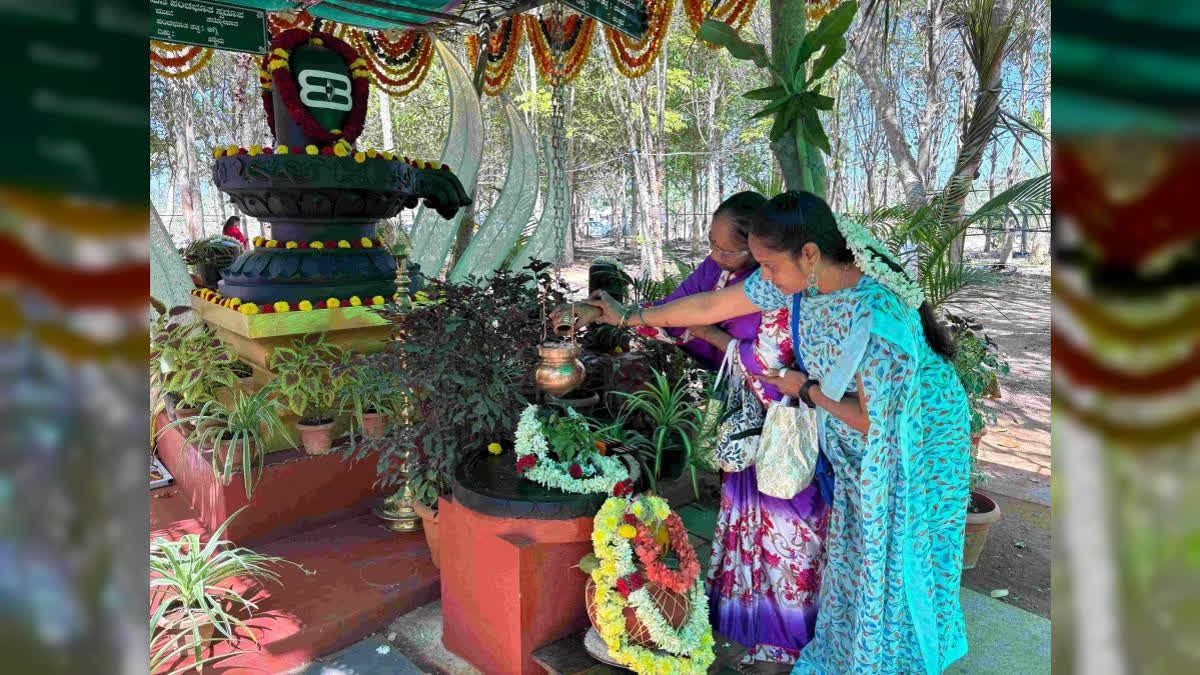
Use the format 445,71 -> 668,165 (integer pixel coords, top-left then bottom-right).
585,191 -> 970,674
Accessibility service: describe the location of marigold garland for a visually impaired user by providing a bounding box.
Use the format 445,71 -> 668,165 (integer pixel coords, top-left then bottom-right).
526,13 -> 596,85
514,405 -> 629,494
191,287 -> 398,314
466,17 -> 524,96
589,495 -> 716,673
267,10 -> 314,36
604,0 -> 673,79
150,41 -> 214,79
262,29 -> 369,146
683,0 -> 759,49
346,27 -> 435,97
632,516 -> 701,594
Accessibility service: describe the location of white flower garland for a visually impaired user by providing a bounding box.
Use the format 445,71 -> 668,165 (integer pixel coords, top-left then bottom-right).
515,405 -> 629,494
835,214 -> 926,308
626,583 -> 711,656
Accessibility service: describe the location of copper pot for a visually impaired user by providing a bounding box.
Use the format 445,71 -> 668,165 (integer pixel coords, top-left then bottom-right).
534,342 -> 586,397
553,303 -> 602,337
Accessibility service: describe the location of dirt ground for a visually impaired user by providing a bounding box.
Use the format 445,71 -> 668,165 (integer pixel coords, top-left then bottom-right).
561,240 -> 1053,619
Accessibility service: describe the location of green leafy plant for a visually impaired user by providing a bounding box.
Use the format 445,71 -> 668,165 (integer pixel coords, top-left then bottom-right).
630,257 -> 695,305
268,333 -> 345,424
333,354 -> 403,440
158,388 -> 291,498
951,328 -> 1010,496
179,235 -> 241,266
541,410 -> 596,464
354,264 -> 564,507
151,310 -> 239,408
150,507 -> 306,670
700,1 -> 857,162
613,369 -> 705,492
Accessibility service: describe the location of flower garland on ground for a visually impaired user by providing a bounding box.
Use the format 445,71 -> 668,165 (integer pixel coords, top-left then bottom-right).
190,287 -> 399,314
683,0 -> 758,49
347,27 -> 435,97
264,29 -> 369,146
526,13 -> 595,84
589,495 -> 715,673
835,214 -> 925,308
466,17 -> 524,96
150,41 -> 213,79
514,405 -> 628,494
604,0 -> 673,79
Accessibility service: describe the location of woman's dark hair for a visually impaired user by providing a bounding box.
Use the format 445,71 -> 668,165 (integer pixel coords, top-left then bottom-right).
749,190 -> 956,360
713,191 -> 767,241
222,215 -> 240,231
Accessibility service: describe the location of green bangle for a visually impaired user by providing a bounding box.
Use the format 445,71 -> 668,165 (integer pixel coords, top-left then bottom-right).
619,305 -> 634,327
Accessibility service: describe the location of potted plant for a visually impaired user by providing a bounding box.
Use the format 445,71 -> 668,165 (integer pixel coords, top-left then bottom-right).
268,333 -> 345,455
333,354 -> 399,441
150,507 -> 305,670
612,369 -> 706,504
152,313 -> 239,421
158,388 -> 290,498
952,328 -> 1011,569
180,235 -> 241,288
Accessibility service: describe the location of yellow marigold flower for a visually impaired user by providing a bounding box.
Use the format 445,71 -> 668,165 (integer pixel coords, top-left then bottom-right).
305,145 -> 319,155
487,442 -> 502,455
273,301 -> 290,313
613,346 -> 624,354
285,241 -> 298,249
360,237 -> 373,248
327,297 -> 341,309
352,69 -> 370,79
330,129 -> 342,135
617,524 -> 637,539
213,147 -> 224,158
309,38 -> 323,46
272,48 -> 289,58
268,59 -> 288,71
265,239 -> 279,248
277,145 -> 289,155
311,241 -> 325,249
333,143 -> 349,157
239,303 -> 258,315
350,58 -> 366,69
415,159 -> 426,169
337,240 -> 351,248
252,236 -> 265,247
354,151 -> 366,163
226,144 -> 239,156
382,151 -> 394,160
371,295 -> 385,305
229,298 -> 242,308
367,148 -> 378,159
298,300 -> 313,311
430,161 -> 442,170
248,144 -> 262,156
349,296 -> 362,307
632,502 -> 645,519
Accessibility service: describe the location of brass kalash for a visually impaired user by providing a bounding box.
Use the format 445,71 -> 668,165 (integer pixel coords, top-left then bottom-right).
534,302 -> 600,397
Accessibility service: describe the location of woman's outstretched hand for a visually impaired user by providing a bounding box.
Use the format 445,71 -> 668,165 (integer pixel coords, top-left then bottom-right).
584,290 -> 625,326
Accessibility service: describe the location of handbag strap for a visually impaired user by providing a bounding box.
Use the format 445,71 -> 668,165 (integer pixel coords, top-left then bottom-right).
712,338 -> 741,392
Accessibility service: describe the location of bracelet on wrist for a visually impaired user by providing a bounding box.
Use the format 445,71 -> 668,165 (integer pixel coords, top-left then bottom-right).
619,305 -> 633,327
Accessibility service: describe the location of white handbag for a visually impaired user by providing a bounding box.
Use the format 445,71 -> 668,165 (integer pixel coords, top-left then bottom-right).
707,340 -> 764,472
755,396 -> 820,499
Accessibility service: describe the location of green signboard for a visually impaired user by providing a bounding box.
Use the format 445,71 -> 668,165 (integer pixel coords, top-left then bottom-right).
150,0 -> 268,55
564,0 -> 648,40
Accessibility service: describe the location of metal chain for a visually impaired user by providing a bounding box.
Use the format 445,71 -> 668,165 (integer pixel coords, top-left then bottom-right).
547,0 -> 572,341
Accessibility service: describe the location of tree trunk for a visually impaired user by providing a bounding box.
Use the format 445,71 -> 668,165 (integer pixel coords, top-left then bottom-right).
850,38 -> 925,209
173,82 -> 202,241
917,0 -> 948,189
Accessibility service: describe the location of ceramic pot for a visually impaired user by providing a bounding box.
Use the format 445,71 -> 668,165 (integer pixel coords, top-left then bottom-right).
361,411 -> 387,439
963,491 -> 1002,570
585,577 -> 690,647
413,500 -> 440,568
296,419 -> 336,455
534,342 -> 586,397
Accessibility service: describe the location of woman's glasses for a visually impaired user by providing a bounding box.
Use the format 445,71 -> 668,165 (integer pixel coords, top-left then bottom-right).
710,240 -> 750,258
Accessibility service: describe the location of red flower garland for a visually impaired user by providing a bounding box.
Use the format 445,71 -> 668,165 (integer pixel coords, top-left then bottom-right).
466,17 -> 524,96
265,29 -> 369,146
516,454 -> 538,473
349,28 -> 435,97
683,0 -> 759,48
526,13 -> 595,85
604,0 -> 673,79
267,10 -> 314,36
632,514 -> 701,594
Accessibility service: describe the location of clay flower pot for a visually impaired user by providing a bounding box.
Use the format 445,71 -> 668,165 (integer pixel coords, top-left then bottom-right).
585,577 -> 690,648
963,491 -> 1002,570
412,500 -> 440,568
361,411 -> 387,439
296,418 -> 336,455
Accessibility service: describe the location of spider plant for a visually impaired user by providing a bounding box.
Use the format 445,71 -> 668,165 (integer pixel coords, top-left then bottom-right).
612,369 -> 705,492
149,507 -> 305,669
157,388 -> 290,498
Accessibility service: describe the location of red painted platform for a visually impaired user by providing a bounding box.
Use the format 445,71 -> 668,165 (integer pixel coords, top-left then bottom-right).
440,496 -> 595,675
151,490 -> 439,673
155,413 -> 384,546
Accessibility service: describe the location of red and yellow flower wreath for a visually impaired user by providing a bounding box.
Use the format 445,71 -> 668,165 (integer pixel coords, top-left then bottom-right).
150,40 -> 213,79
466,17 -> 524,96
604,0 -> 674,79
261,29 -> 369,146
526,12 -> 596,85
347,28 -> 436,98
683,0 -> 759,49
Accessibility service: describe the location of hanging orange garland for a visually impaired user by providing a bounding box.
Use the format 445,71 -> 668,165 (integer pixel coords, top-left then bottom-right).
150,41 -> 213,79
267,10 -> 314,36
526,12 -> 596,85
466,17 -> 525,96
346,27 -> 436,97
683,0 -> 758,48
605,0 -> 674,79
